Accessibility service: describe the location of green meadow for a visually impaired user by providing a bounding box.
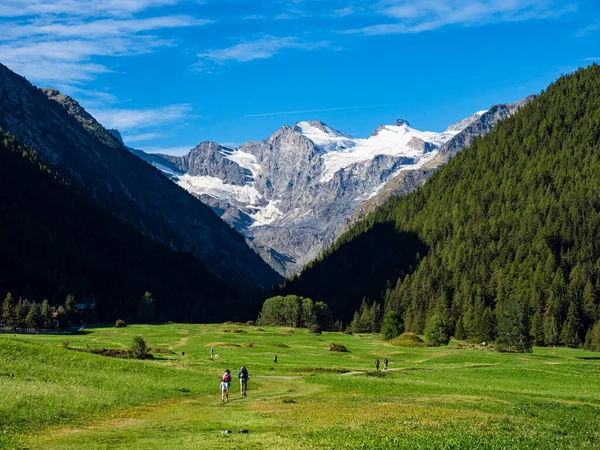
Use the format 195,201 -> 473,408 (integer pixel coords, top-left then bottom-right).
1,324 -> 600,449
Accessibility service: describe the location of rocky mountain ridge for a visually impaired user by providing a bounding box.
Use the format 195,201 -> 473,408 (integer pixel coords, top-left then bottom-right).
0,63 -> 280,288
129,96 -> 532,275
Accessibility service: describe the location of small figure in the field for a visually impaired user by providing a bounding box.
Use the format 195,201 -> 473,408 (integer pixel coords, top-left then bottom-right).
273,354 -> 278,363
383,357 -> 388,370
210,347 -> 214,358
238,365 -> 249,396
375,359 -> 380,371
221,369 -> 231,402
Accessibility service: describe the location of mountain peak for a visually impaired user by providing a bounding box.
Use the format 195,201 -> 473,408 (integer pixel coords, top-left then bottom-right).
292,120 -> 350,139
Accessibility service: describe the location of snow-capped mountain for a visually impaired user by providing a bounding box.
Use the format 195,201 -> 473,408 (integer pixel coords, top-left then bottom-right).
132,99 -> 531,275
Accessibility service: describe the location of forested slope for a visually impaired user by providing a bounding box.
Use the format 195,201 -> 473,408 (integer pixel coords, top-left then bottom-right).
0,130 -> 251,323
284,65 -> 600,346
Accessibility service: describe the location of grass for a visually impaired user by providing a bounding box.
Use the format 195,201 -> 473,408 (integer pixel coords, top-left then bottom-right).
1,323 -> 600,449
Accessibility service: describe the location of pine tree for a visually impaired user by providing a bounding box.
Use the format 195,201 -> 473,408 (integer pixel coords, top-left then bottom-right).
543,299 -> 560,347
65,294 -> 77,323
136,292 -> 156,323
25,302 -> 40,329
583,280 -> 598,325
590,321 -> 600,352
560,302 -> 582,347
530,309 -> 545,346
40,299 -> 51,329
381,310 -> 403,340
496,296 -> 532,352
1,292 -> 15,328
426,314 -> 451,347
15,298 -> 29,328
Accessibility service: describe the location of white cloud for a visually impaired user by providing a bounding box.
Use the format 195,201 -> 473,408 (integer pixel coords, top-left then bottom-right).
123,132 -> 164,143
89,104 -> 192,131
0,0 -> 178,18
196,35 -> 329,67
145,145 -> 195,156
3,16 -> 210,40
346,0 -> 575,35
0,2 -> 211,85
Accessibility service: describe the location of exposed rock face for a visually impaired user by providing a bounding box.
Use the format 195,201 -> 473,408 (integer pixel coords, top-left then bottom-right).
126,97 -> 532,276
351,95 -> 535,223
0,63 -> 281,288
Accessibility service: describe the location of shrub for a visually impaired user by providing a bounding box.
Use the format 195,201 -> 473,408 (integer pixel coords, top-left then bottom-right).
309,324 -> 322,334
128,336 -> 152,359
328,343 -> 348,352
389,333 -> 427,347
245,320 -> 256,326
115,319 -> 126,328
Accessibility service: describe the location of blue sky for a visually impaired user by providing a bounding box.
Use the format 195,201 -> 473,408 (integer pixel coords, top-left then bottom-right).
1,0 -> 599,155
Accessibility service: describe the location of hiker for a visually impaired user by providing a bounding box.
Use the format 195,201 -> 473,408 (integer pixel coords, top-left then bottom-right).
273,354 -> 278,363
210,347 -> 214,358
375,359 -> 380,371
238,365 -> 249,396
221,369 -> 231,402
383,357 -> 388,370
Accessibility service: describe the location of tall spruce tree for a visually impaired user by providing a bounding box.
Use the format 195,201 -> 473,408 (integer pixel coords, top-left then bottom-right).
40,299 -> 51,329
496,296 -> 532,352
1,292 -> 15,328
25,302 -> 40,329
560,302 -> 583,348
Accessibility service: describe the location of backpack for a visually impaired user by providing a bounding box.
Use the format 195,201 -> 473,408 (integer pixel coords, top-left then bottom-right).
223,373 -> 231,382
241,368 -> 248,379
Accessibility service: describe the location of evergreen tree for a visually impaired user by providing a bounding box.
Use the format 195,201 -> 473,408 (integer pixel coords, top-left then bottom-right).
590,321 -> 600,352
25,302 -> 40,329
530,309 -> 545,346
426,314 -> 451,346
15,298 -> 29,328
40,299 -> 51,329
560,302 -> 583,348
1,292 -> 15,328
136,292 -> 156,323
381,311 -> 403,340
65,294 -> 78,323
543,299 -> 560,347
496,295 -> 532,352
583,280 -> 598,324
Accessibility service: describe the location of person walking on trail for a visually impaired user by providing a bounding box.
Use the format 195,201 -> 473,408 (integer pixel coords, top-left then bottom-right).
273,354 -> 278,364
221,369 -> 231,402
210,347 -> 214,358
384,357 -> 388,370
238,365 -> 249,396
375,359 -> 380,371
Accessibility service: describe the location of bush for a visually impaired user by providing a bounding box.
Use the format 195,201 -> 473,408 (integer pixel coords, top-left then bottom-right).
128,336 -> 152,359
389,333 -> 427,347
328,343 -> 348,352
115,319 -> 126,328
309,324 -> 322,334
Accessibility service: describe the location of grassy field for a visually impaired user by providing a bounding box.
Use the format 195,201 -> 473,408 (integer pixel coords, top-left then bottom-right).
1,323 -> 600,449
